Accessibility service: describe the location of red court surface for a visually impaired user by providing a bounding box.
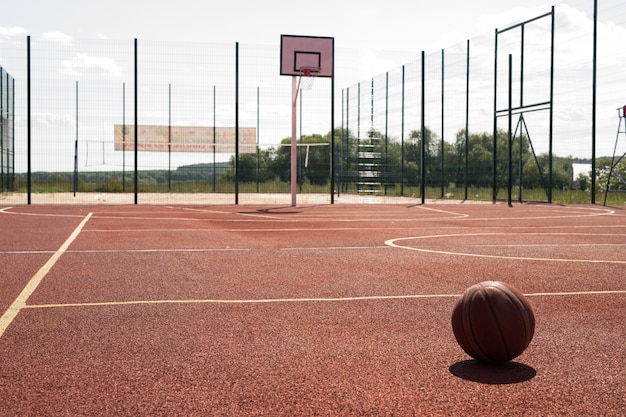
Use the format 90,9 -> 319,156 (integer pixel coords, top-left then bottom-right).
0,203 -> 624,416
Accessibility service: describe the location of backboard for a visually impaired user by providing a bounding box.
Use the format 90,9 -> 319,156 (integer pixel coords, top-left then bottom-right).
280,35 -> 334,78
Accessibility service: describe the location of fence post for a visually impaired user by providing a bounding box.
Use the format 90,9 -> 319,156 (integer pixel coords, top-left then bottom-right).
591,1 -> 597,204
401,65 -> 405,197
235,42 -> 239,204
492,29 -> 498,204
508,54 -> 513,207
134,38 -> 138,205
464,39 -> 470,201
420,50 -> 425,204
73,81 -> 78,196
27,36 -> 31,204
441,49 -> 445,199
330,58 -> 335,204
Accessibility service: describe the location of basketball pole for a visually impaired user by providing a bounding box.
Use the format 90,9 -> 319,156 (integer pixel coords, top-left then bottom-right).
291,75 -> 301,207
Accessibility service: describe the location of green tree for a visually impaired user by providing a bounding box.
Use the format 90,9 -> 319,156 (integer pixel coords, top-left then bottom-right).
596,156 -> 626,192
273,134 -> 331,185
221,148 -> 277,183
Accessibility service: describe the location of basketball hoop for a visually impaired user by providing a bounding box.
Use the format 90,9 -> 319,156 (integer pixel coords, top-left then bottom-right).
298,67 -> 320,91
280,34 -> 334,207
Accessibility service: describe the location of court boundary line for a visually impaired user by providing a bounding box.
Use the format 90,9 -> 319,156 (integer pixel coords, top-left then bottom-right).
0,205 -> 616,224
0,212 -> 93,338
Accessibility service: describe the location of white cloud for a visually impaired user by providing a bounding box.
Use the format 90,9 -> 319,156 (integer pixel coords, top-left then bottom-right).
33,112 -> 75,128
0,26 -> 27,39
476,5 -> 555,32
42,31 -> 73,45
60,53 -> 122,77
433,31 -> 471,51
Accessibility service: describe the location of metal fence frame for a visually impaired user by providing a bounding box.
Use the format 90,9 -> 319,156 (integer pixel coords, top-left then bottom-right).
1,0 -> 624,205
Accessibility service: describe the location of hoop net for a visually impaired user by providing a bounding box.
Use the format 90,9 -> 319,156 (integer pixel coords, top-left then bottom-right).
298,67 -> 319,90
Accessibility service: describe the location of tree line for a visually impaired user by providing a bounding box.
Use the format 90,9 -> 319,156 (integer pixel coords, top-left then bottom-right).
14,127 -> 624,195
223,126 -> 619,193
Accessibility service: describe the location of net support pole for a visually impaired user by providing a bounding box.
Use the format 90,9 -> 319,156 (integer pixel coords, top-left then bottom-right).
134,38 -> 138,205
591,0 -> 597,203
73,81 -> 78,197
27,36 -> 31,205
235,42 -> 239,204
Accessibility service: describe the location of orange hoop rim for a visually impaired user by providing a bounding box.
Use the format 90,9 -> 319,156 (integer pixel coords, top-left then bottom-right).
299,67 -> 320,77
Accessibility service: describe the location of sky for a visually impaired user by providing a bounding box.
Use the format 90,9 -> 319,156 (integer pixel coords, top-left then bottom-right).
3,0 -> 625,172
1,0 -> 565,98
3,0 -> 558,59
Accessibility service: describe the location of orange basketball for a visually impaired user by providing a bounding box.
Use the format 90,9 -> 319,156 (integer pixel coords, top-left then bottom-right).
451,281 -> 535,364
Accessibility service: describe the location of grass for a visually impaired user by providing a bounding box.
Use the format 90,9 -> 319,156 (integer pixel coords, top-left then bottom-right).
4,178 -> 625,205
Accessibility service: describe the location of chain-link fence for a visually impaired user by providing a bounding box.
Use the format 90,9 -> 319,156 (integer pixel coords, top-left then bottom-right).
342,0 -> 626,205
1,0 -> 625,204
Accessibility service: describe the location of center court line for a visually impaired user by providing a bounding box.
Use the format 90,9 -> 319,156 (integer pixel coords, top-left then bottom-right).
0,212 -> 93,338
21,290 -> 626,310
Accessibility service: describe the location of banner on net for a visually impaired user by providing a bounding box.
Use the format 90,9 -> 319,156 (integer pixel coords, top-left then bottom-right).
114,124 -> 257,153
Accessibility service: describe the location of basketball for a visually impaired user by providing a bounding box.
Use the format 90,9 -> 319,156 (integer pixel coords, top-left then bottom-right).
451,281 -> 535,364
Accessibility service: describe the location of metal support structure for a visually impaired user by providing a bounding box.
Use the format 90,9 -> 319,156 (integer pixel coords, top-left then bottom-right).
440,49 -> 445,199
27,36 -> 31,204
122,83 -> 126,192
340,88 -> 351,195
464,39 -> 470,201
492,29 -> 498,204
257,87 -> 260,193
603,106 -> 626,206
133,38 -> 138,205
548,6 -> 555,202
213,86 -> 216,192
235,42 -> 240,204
591,0 -> 598,203
299,88 -> 302,193
73,81 -> 78,197
330,59 -> 335,204
420,51 -> 425,204
0,70 -> 3,191
168,83 -> 171,192
401,65 -> 405,197
494,8 -> 554,203
385,72 -> 389,196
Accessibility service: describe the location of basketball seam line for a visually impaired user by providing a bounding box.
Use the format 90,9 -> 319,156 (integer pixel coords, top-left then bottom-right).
481,283 -> 511,363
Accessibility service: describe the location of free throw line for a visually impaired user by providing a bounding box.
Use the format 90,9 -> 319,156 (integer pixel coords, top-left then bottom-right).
0,212 -> 93,338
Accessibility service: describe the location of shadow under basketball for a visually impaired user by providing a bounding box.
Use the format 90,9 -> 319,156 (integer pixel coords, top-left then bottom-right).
449,360 -> 537,384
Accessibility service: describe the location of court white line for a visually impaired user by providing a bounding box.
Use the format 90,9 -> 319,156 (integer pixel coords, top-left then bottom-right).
386,233 -> 626,264
477,243 -> 626,248
20,290 -> 626,310
413,205 -> 469,219
525,290 -> 626,297
0,212 -> 93,338
24,294 -> 461,309
0,246 -> 386,255
3,204 -> 615,223
0,207 -> 85,218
